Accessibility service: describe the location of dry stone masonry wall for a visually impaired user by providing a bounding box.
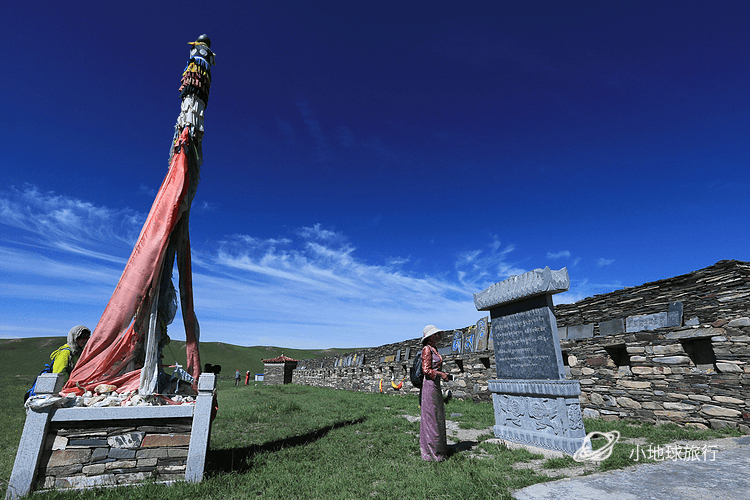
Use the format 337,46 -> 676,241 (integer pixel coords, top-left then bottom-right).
38,420 -> 192,490
292,330 -> 497,402
290,260 -> 750,432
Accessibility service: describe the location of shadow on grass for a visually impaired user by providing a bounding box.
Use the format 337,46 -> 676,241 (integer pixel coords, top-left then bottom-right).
205,417 -> 367,475
448,440 -> 479,456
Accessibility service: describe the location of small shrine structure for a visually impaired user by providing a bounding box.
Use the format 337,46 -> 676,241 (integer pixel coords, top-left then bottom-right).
262,355 -> 299,385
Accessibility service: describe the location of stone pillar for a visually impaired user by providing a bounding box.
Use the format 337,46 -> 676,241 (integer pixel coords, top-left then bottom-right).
186,373 -> 216,482
6,373 -> 64,500
474,267 -> 587,455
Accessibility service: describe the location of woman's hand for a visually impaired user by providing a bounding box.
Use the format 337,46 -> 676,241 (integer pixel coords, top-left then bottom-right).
440,372 -> 449,381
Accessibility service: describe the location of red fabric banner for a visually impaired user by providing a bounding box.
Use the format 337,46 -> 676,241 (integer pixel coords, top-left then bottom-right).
63,128 -> 201,395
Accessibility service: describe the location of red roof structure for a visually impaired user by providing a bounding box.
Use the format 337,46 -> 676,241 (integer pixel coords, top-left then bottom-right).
262,354 -> 298,363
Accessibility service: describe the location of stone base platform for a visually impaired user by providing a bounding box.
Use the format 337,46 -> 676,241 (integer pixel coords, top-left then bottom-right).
489,379 -> 587,456
5,373 -> 216,500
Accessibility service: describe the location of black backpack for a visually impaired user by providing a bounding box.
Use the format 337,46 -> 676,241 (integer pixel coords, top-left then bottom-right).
409,351 -> 424,388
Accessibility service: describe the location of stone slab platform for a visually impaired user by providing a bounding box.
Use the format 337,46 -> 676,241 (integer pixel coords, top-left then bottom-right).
489,379 -> 587,456
513,436 -> 750,500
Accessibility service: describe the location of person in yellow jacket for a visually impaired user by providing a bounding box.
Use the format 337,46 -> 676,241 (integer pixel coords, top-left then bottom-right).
51,325 -> 91,375
25,325 -> 91,402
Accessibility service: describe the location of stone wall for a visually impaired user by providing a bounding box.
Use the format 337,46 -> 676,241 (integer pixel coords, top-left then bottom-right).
290,260 -> 750,432
554,259 -> 750,332
263,364 -> 286,386
38,419 -> 192,490
292,327 -> 498,402
563,320 -> 750,433
263,361 -> 297,385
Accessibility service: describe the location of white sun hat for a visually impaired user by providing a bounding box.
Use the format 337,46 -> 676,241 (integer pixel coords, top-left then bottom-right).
421,325 -> 442,344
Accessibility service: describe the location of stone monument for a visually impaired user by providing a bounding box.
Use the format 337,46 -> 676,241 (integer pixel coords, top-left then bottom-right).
473,267 -> 587,455
475,316 -> 489,351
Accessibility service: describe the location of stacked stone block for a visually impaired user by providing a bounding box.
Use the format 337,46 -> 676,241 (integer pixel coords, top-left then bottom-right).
566,318 -> 750,433
554,260 -> 750,333
38,420 -> 192,489
6,373 -> 215,499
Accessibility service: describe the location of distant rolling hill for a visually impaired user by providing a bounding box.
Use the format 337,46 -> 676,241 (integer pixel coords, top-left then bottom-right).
0,337 -> 354,381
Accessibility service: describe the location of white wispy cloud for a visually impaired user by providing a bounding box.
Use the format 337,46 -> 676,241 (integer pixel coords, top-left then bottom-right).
0,186 -> 488,346
454,237 -> 525,290
597,258 -> 615,267
546,250 -> 571,259
0,185 -> 143,252
0,185 -> 623,348
138,184 -> 157,198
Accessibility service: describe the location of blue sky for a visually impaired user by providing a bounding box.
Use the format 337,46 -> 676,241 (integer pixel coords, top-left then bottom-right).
1,2 -> 747,348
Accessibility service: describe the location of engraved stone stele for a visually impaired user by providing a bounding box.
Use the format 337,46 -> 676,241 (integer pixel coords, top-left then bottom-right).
599,318 -> 625,336
567,324 -> 594,340
475,317 -> 489,351
626,312 -> 668,332
437,346 -> 452,357
452,330 -> 462,354
667,301 -> 683,327
463,326 -> 476,353
474,267 -> 587,456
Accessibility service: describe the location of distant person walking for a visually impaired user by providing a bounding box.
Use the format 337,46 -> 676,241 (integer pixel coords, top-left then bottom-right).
235,369 -> 241,386
420,325 -> 448,461
245,370 -> 250,385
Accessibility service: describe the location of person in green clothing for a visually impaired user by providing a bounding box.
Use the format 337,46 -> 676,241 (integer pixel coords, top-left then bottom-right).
51,325 -> 91,376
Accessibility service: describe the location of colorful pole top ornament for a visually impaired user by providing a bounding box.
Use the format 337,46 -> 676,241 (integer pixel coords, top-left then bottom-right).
175,34 -> 216,145
180,34 -> 216,106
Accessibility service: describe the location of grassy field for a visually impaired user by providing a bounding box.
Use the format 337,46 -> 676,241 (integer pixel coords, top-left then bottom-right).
1,339 -> 742,499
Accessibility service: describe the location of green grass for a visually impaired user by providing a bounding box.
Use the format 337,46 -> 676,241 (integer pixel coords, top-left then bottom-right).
541,455 -> 577,469
584,417 -> 740,444
1,340 -> 744,499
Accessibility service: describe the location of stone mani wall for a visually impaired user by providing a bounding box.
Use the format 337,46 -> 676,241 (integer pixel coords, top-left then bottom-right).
554,260 -> 750,333
554,259 -> 750,433
292,330 -> 497,402
38,420 -> 192,490
291,260 -> 750,432
563,320 -> 750,433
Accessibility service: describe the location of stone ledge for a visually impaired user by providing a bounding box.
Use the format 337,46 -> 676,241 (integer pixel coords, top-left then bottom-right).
488,379 -> 582,397
51,405 -> 194,422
